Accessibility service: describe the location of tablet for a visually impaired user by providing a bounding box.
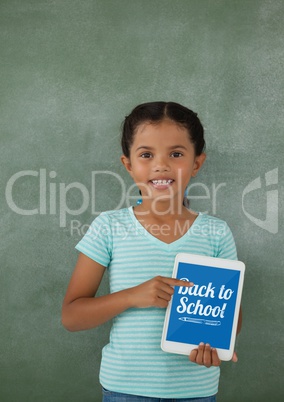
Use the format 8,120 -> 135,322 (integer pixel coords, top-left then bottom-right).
161,253 -> 245,361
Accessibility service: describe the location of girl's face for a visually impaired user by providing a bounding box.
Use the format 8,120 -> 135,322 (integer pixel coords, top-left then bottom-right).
121,119 -> 206,209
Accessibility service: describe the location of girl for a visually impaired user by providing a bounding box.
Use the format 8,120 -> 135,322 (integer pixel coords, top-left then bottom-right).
62,102 -> 241,401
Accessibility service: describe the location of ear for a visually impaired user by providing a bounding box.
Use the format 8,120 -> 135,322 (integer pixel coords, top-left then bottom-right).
121,155 -> 133,175
192,152 -> 206,177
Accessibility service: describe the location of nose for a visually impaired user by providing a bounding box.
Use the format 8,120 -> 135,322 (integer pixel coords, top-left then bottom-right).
152,155 -> 170,172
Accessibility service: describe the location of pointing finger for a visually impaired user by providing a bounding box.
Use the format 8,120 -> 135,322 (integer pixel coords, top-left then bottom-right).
160,276 -> 194,287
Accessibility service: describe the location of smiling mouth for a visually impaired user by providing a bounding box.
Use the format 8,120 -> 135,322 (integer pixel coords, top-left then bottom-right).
150,179 -> 174,188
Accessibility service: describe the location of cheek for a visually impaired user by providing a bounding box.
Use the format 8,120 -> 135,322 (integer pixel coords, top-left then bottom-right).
179,167 -> 195,185
128,162 -> 147,179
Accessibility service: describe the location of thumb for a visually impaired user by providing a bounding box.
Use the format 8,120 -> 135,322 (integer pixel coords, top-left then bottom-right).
231,351 -> 238,363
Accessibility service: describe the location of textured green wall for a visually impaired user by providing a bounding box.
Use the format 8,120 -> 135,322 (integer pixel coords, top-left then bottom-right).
1,1 -> 283,401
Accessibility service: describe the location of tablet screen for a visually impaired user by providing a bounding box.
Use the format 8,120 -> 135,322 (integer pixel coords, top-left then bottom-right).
161,253 -> 245,359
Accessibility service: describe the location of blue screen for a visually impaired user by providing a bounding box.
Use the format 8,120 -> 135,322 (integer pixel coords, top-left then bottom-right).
166,262 -> 240,349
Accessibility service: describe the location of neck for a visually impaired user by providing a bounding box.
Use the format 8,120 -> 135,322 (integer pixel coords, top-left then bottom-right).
134,198 -> 186,219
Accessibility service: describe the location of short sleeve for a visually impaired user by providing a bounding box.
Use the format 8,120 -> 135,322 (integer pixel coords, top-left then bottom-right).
75,213 -> 112,267
216,223 -> 238,260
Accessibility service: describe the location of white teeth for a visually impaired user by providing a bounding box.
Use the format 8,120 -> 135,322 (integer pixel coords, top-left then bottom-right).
152,180 -> 173,185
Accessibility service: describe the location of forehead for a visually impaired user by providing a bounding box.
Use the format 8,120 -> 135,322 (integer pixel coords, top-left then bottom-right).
134,119 -> 191,145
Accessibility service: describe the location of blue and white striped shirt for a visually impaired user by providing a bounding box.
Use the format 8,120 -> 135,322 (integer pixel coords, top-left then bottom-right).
75,207 -> 237,398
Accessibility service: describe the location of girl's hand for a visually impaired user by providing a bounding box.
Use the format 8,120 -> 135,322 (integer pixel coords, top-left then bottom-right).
127,276 -> 193,309
189,343 -> 239,367
189,343 -> 221,368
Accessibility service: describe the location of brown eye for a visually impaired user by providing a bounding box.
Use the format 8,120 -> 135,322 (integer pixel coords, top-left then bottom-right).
171,152 -> 183,158
140,152 -> 152,158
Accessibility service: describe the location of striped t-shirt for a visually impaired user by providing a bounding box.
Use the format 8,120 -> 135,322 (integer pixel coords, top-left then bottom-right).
75,207 -> 237,399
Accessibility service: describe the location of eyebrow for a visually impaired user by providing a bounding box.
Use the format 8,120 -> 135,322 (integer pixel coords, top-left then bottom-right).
135,145 -> 188,152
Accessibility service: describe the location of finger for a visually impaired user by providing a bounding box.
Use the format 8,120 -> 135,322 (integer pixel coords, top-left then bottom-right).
211,348 -> 221,366
152,277 -> 191,297
156,281 -> 175,297
155,297 -> 170,308
195,342 -> 205,365
156,289 -> 173,302
160,276 -> 194,287
203,343 -> 213,367
231,351 -> 238,363
189,348 -> 198,363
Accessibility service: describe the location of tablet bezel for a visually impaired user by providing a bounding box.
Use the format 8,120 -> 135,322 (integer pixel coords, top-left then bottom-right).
161,253 -> 245,361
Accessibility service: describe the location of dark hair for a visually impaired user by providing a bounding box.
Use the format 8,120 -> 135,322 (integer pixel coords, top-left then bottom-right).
121,101 -> 205,158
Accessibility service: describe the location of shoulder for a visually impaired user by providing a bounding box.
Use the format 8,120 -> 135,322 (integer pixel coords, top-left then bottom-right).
99,207 -> 131,218
194,213 -> 231,235
87,207 -> 132,231
98,207 -> 132,223
76,208 -> 131,254
194,213 -> 237,259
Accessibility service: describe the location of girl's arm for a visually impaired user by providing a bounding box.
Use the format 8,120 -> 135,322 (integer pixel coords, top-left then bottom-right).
62,253 -> 131,331
62,253 -> 193,332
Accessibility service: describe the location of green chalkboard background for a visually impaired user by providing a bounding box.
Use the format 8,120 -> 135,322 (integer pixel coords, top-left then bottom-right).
1,1 -> 283,401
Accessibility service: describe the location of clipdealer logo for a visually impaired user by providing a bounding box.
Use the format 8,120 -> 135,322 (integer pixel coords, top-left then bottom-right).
4,169 -> 227,231
5,167 -> 279,234
242,168 -> 279,234
5,169 -> 127,228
